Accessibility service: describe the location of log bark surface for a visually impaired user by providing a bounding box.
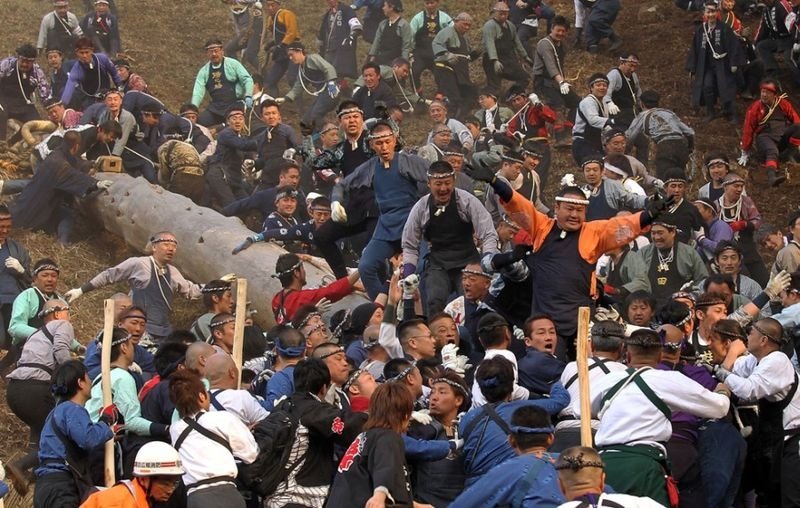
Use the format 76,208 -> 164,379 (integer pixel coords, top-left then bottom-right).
86,173 -> 366,327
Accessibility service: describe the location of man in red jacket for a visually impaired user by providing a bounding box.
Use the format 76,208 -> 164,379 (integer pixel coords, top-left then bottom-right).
738,79 -> 800,187
271,253 -> 360,324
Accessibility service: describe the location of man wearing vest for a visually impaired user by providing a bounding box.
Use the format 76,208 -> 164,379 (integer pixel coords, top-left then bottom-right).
572,73 -> 614,165
482,3 -> 533,91
401,160 -> 499,316
409,0 -> 452,90
432,13 -> 481,118
574,329 -> 730,506
332,121 -> 428,299
37,0 -> 84,57
275,41 -> 340,133
604,54 -> 650,163
715,317 -> 800,507
466,163 -> 670,359
368,0 -> 412,66
190,39 -> 254,127
5,299 -> 74,487
65,231 -> 203,341
635,218 -> 708,308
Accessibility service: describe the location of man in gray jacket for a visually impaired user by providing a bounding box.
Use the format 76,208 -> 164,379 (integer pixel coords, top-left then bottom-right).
402,160 -> 498,315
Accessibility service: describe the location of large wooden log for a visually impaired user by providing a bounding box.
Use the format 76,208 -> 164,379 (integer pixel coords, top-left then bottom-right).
86,173 -> 367,327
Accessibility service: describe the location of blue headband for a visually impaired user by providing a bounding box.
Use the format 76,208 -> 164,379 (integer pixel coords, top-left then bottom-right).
276,338 -> 306,358
510,425 -> 555,434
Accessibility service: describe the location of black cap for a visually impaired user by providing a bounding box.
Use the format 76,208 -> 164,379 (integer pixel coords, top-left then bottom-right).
43,97 -> 63,110
113,58 -> 131,69
640,90 -> 660,108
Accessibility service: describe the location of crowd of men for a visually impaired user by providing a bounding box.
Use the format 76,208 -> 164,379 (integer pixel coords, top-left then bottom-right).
2,0 -> 800,506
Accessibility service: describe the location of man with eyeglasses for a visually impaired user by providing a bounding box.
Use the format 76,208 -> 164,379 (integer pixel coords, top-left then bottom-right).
715,317 -> 800,507
0,44 -> 51,149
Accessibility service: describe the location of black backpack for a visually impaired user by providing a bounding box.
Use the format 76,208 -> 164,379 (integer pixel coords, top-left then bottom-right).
238,398 -> 303,497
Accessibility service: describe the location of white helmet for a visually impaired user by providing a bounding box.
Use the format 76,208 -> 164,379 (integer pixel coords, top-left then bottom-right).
133,442 -> 185,476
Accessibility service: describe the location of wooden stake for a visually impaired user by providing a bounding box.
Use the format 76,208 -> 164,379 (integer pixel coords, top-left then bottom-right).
232,278 -> 248,387
101,299 -> 116,487
576,306 -> 593,447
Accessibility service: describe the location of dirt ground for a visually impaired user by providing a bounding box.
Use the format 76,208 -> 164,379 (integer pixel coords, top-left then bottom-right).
0,0 -> 799,504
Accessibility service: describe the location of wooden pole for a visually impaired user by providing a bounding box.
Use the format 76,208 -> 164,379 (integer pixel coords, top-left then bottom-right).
232,278 -> 248,387
576,306 -> 593,447
101,299 -> 116,487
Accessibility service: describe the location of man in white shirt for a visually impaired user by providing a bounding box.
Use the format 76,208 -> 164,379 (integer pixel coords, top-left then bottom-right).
574,329 -> 730,506
205,353 -> 269,426
715,317 -> 800,507
553,321 -> 626,452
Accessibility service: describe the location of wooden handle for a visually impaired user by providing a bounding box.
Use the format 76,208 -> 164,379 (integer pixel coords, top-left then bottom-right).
232,278 -> 248,387
101,299 -> 116,487
576,306 -> 593,448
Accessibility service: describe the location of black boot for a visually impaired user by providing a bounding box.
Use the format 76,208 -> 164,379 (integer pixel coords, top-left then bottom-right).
573,28 -> 583,48
609,33 -> 623,52
768,168 -> 787,187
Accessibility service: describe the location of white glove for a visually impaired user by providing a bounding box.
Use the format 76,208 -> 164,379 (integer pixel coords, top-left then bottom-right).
765,270 -> 792,299
794,42 -> 800,53
528,93 -> 541,106
512,326 -> 525,342
128,362 -> 142,375
282,148 -> 296,160
96,180 -> 113,190
594,306 -> 621,323
606,101 -> 620,115
331,201 -> 348,223
493,60 -> 504,74
441,343 -> 459,365
449,438 -> 464,452
315,297 -> 333,314
274,97 -> 286,104
411,410 -> 433,425
737,150 -> 749,166
731,66 -> 738,73
498,122 -> 508,132
241,159 -> 255,174
65,288 -> 83,303
4,257 -> 24,274
401,273 -> 420,298
559,81 -> 570,95
652,178 -> 665,191
254,1 -> 262,8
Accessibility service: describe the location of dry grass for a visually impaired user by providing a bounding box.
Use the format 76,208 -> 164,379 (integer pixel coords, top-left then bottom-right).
0,0 -> 798,504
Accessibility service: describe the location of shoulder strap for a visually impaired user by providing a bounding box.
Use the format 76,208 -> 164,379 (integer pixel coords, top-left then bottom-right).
209,389 -> 227,411
462,406 -> 490,438
510,457 -> 548,507
631,374 -> 672,420
602,367 -> 671,420
565,358 -> 612,389
777,372 -> 799,412
91,366 -> 119,387
483,403 -> 512,435
174,415 -> 232,453
37,324 -> 56,344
